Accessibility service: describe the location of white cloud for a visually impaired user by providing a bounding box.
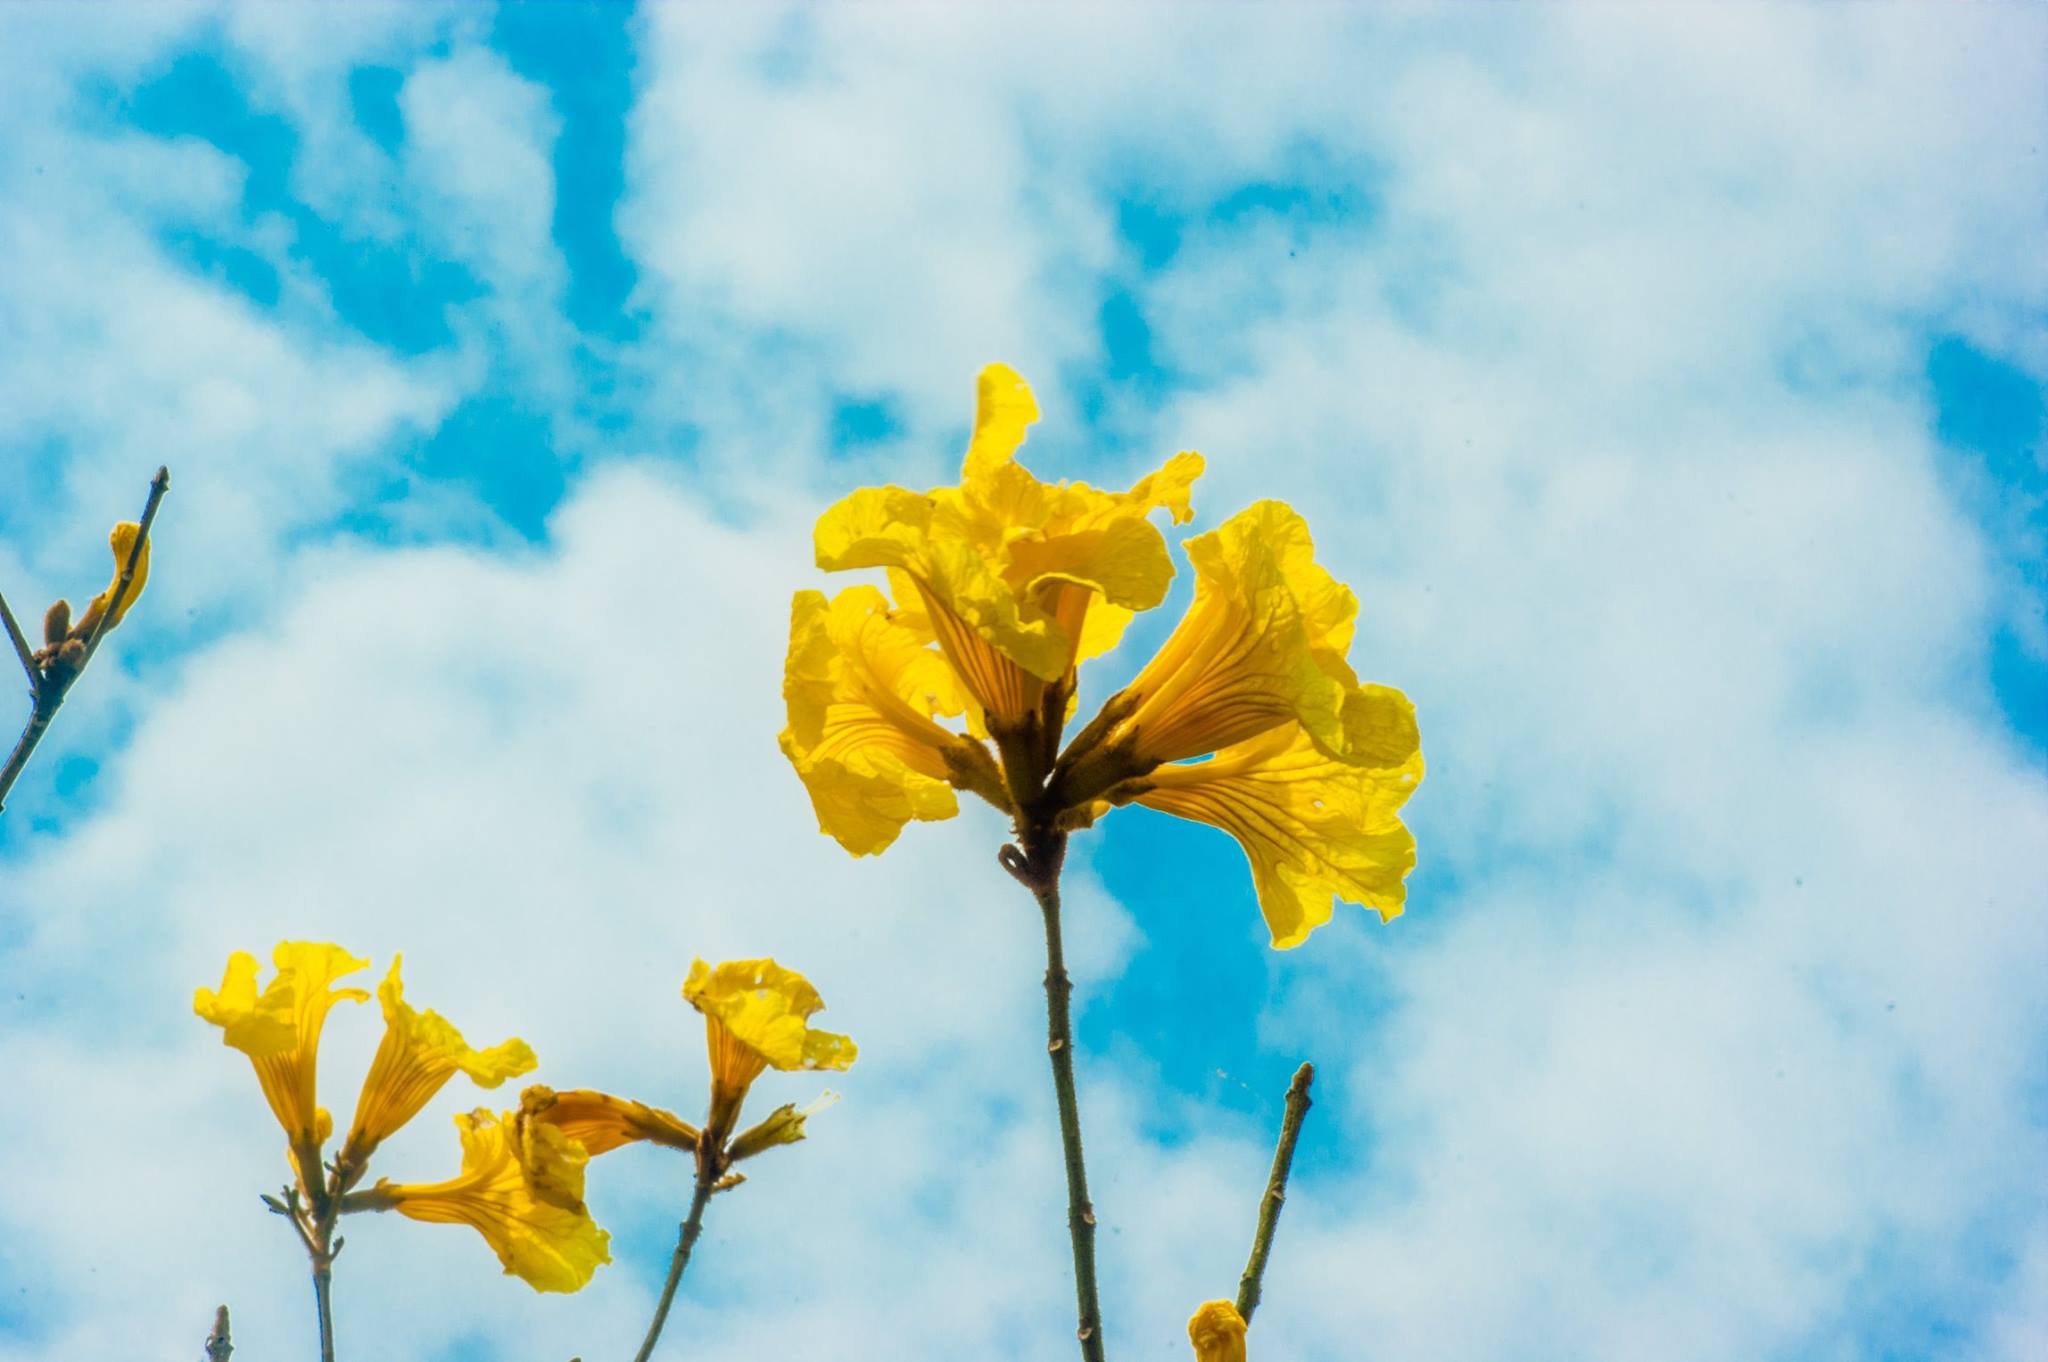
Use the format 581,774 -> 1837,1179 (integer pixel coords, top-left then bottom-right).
399,46 -> 574,400
2,4 -> 2045,1361
0,3 -> 458,621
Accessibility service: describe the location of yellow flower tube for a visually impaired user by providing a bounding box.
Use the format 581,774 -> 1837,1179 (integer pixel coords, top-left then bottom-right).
1104,500 -> 1360,766
812,364 -> 1200,726
193,942 -> 370,1175
779,584 -> 1008,855
341,957 -> 537,1170
519,1084 -> 701,1157
1131,719 -> 1422,948
683,957 -> 856,1140
369,1109 -> 612,1293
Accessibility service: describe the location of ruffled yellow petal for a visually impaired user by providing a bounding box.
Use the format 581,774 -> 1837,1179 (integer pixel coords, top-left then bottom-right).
684,958 -> 858,1076
1188,1300 -> 1248,1362
812,364 -> 1202,720
194,942 -> 369,1147
1133,717 -> 1422,949
962,360 -> 1040,482
72,521 -> 151,636
780,585 -> 1008,856
685,958 -> 855,1143
343,957 -> 537,1164
1094,501 -> 1378,775
518,1084 -> 700,1157
377,1109 -> 611,1293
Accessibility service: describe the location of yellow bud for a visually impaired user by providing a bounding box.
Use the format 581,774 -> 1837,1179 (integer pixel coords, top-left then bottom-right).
1188,1301 -> 1247,1362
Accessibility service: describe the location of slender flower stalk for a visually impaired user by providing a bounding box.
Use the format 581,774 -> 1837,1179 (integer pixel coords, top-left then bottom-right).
1001,829 -> 1105,1359
630,1146 -> 718,1362
782,365 -> 1424,1357
528,958 -> 855,1362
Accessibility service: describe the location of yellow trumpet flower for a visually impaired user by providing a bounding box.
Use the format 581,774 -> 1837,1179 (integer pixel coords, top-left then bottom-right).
1188,1300 -> 1248,1362
366,1109 -> 612,1293
683,957 -> 856,1139
779,584 -> 1007,855
193,943 -> 370,1169
811,363 -> 1200,724
1129,719 -> 1421,947
1075,500 -> 1390,785
781,365 -> 1424,949
342,957 -> 536,1168
518,1084 -> 701,1157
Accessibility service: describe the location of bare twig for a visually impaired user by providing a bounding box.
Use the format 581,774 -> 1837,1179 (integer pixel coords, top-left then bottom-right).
1235,1062 -> 1315,1325
629,1147 -> 720,1362
0,466 -> 168,815
0,590 -> 34,693
204,1304 -> 232,1361
1007,828 -> 1107,1362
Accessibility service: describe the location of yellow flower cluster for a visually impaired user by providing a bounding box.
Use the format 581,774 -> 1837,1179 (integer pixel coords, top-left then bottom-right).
193,943 -> 606,1292
198,945 -> 851,1296
781,364 -> 1422,947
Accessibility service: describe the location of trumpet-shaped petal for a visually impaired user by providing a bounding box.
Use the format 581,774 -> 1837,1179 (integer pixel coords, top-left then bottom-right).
780,585 -> 1006,856
684,958 -> 856,1122
376,1109 -> 611,1293
518,1084 -> 700,1157
344,957 -> 536,1164
194,942 -> 369,1147
1133,716 -> 1422,948
812,364 -> 1201,719
1188,1301 -> 1248,1362
685,958 -> 857,1073
1103,501 -> 1370,772
74,521 -> 151,636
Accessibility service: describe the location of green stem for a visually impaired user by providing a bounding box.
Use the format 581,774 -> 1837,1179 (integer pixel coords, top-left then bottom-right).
1010,831 -> 1107,1361
1235,1061 -> 1315,1324
630,1152 -> 718,1362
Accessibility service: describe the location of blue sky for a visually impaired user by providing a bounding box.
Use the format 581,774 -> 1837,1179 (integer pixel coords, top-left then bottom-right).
0,4 -> 2044,1360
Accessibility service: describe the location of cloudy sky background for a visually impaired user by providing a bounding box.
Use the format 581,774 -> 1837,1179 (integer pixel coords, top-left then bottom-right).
1,3 -> 2044,1358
